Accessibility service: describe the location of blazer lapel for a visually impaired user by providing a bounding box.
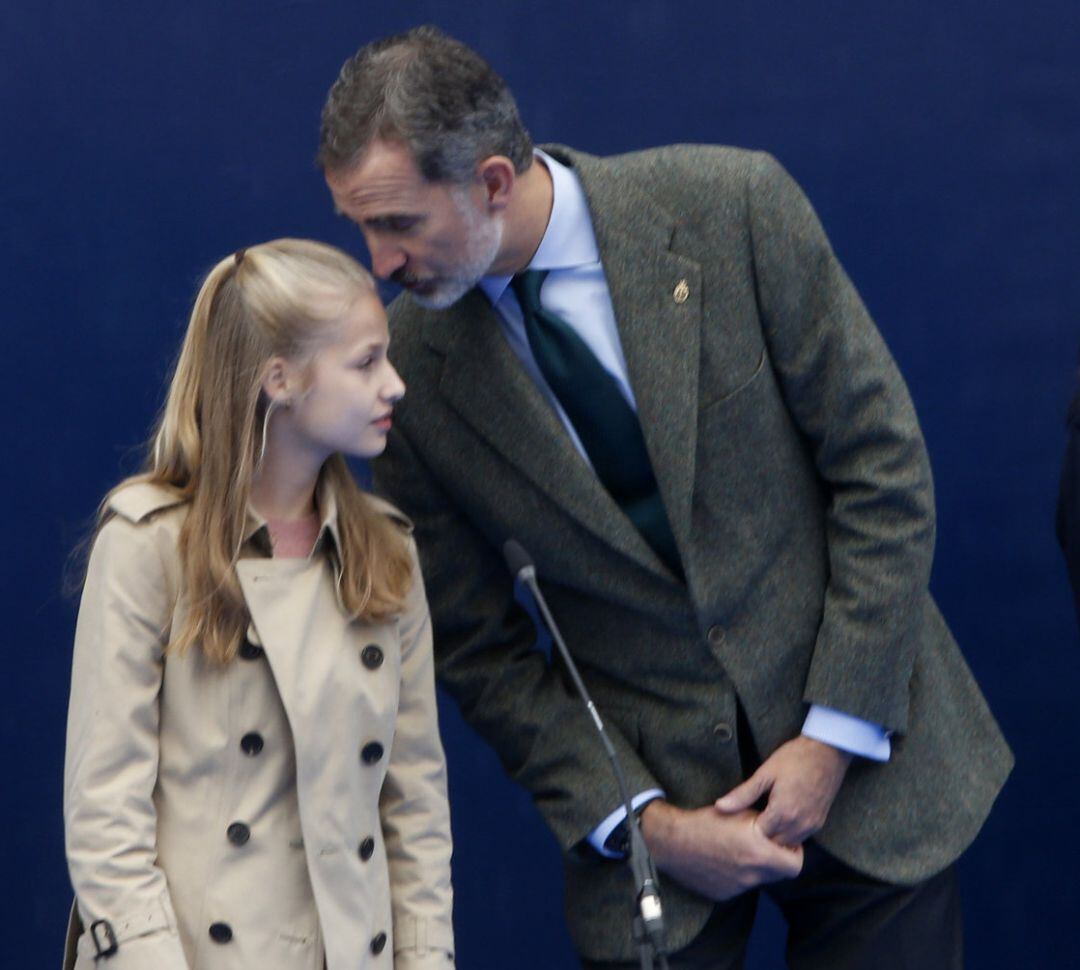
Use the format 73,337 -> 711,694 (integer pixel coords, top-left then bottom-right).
426,288 -> 668,576
557,147 -> 702,565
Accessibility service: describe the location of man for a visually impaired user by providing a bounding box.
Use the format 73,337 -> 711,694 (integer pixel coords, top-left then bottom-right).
319,26 -> 1012,969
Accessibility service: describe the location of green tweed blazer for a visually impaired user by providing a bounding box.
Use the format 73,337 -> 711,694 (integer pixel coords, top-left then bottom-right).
373,144 -> 1013,962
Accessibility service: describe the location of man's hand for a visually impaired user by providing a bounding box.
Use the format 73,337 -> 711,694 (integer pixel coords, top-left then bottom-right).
639,800 -> 803,901
714,736 -> 852,847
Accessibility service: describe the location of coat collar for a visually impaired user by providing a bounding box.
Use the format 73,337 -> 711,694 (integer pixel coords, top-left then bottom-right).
416,146 -> 701,584
240,472 -> 343,563
109,470 -> 412,578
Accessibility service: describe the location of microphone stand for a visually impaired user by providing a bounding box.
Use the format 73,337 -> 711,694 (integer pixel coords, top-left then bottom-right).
504,541 -> 669,970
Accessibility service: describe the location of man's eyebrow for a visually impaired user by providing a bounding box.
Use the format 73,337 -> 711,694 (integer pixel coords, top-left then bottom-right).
364,213 -> 422,226
330,195 -> 370,217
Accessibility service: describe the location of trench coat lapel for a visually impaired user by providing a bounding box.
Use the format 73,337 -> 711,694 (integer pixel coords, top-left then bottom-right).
429,288 -> 668,577
236,556 -> 338,725
556,147 -> 702,566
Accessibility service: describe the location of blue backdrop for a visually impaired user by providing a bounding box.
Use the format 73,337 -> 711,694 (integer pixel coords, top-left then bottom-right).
3,2 -> 1077,966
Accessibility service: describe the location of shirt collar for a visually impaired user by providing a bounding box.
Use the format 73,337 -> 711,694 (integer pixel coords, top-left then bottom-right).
479,149 -> 600,305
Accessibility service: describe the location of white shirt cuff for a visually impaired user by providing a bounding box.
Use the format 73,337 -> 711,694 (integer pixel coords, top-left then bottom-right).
587,789 -> 666,858
802,704 -> 891,762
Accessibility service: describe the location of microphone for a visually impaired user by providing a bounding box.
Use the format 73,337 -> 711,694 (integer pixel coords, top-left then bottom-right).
502,538 -> 536,584
502,539 -> 668,968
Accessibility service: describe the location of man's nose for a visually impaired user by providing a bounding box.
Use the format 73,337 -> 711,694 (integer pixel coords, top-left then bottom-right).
367,236 -> 406,280
383,365 -> 406,403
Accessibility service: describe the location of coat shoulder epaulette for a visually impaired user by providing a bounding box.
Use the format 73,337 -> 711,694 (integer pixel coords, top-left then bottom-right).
107,481 -> 187,524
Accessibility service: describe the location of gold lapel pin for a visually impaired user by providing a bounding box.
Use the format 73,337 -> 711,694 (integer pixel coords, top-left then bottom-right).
673,279 -> 690,304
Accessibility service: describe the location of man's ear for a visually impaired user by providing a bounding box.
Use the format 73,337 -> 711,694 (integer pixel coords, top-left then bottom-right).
476,155 -> 516,209
260,357 -> 294,405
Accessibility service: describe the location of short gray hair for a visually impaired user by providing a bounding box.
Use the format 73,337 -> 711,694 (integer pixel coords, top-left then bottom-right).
318,25 -> 533,184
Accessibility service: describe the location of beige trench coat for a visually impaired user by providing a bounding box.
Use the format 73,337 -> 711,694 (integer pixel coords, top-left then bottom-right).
63,482 -> 454,970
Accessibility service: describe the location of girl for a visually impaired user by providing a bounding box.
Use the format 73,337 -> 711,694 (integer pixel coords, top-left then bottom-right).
63,239 -> 455,970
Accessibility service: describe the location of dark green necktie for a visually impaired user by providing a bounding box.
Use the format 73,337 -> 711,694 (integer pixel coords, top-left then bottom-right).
510,269 -> 682,576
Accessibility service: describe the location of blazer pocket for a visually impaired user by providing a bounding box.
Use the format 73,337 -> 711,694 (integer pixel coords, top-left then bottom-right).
699,346 -> 768,413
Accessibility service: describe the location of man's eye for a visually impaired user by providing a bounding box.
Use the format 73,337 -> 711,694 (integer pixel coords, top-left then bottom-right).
379,216 -> 418,233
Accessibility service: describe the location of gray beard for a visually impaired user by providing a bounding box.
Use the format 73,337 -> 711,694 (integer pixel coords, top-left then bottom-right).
409,277 -> 480,310
410,193 -> 504,310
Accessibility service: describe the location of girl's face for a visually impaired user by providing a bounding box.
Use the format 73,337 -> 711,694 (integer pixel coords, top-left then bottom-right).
283,292 -> 405,461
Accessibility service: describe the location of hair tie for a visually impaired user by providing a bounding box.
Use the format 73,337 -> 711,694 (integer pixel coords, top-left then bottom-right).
234,248 -> 247,266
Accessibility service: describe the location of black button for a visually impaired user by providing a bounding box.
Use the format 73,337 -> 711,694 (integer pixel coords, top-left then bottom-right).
707,625 -> 725,647
361,644 -> 384,670
227,822 -> 250,846
240,732 -> 264,756
359,837 -> 375,861
209,922 -> 233,944
361,741 -> 384,765
713,722 -> 733,743
370,932 -> 387,955
239,640 -> 264,660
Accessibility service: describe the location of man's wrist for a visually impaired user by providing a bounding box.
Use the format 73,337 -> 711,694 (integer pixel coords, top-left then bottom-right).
603,804 -> 646,856
588,789 -> 666,858
639,799 -> 679,870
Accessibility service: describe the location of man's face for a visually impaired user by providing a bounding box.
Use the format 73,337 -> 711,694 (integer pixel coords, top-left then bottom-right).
326,139 -> 503,309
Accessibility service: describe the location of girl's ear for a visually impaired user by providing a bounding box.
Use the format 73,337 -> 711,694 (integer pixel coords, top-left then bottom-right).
260,357 -> 293,406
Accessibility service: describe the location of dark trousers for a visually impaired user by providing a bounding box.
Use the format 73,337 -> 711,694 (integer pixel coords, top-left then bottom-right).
581,843 -> 963,970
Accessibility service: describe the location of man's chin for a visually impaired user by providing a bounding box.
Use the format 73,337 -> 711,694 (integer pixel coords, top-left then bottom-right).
406,279 -> 474,310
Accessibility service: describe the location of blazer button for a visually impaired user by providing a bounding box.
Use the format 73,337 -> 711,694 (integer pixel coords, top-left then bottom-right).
707,625 -> 725,647
359,836 -> 376,861
239,639 -> 264,660
240,732 -> 264,756
370,932 -> 387,955
361,644 -> 384,669
361,741 -> 384,765
227,822 -> 251,846
208,922 -> 233,944
713,722 -> 734,743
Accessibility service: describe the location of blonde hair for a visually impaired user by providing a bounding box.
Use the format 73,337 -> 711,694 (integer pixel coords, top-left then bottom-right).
103,238 -> 412,663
